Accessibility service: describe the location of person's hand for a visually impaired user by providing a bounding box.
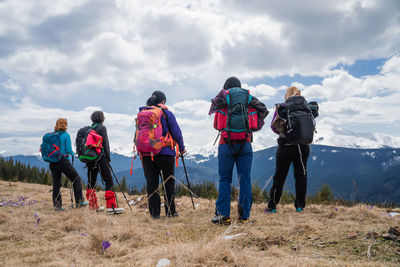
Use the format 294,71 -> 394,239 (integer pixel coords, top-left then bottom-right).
179,149 -> 187,157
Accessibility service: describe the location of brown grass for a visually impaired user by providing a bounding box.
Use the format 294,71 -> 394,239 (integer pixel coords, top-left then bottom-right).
0,181 -> 399,266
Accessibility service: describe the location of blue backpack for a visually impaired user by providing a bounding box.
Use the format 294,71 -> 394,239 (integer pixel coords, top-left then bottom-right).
40,132 -> 64,163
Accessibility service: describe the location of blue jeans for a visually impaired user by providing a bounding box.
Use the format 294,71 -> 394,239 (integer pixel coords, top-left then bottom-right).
216,143 -> 253,219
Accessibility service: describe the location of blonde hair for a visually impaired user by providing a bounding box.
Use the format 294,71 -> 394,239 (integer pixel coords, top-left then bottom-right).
54,118 -> 68,132
284,86 -> 300,100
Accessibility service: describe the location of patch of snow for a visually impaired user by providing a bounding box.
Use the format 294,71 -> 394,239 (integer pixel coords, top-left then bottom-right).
381,156 -> 400,170
362,151 -> 376,159
268,156 -> 274,160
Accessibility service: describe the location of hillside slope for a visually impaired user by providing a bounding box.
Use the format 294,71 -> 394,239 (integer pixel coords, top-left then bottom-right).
1,181 -> 399,266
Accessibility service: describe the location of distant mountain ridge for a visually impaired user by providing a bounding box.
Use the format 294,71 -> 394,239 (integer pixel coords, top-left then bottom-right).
6,145 -> 400,204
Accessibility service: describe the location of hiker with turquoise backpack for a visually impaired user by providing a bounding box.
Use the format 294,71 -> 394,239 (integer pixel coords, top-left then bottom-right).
40,118 -> 88,211
134,91 -> 186,219
209,77 -> 269,225
78,111 -> 124,215
265,86 -> 319,214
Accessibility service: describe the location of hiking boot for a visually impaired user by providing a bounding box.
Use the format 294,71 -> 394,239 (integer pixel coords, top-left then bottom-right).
167,212 -> 179,218
264,207 -> 276,213
96,206 -> 105,212
238,217 -> 249,224
107,207 -> 124,215
151,215 -> 161,219
76,201 -> 89,208
296,207 -> 303,212
212,215 -> 231,225
55,206 -> 65,212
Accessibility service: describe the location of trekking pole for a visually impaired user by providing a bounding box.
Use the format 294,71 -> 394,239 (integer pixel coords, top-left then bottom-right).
180,155 -> 195,210
108,164 -> 133,213
70,156 -> 74,208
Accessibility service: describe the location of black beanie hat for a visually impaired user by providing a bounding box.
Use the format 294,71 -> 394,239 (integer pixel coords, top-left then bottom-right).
223,76 -> 241,90
146,90 -> 166,106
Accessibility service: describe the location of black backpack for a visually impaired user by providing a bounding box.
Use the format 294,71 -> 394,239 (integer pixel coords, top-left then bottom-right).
75,124 -> 102,163
284,96 -> 315,145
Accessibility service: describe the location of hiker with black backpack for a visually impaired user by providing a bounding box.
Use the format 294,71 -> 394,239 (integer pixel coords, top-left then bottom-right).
209,77 -> 268,225
41,118 -> 88,211
265,86 -> 319,213
82,111 -> 124,215
134,91 -> 186,219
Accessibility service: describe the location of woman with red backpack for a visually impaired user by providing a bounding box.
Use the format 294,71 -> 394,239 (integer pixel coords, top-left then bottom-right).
137,91 -> 186,219
85,111 -> 124,215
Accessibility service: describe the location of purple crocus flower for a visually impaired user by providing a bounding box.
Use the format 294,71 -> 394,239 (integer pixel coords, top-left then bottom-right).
334,208 -> 338,211
102,241 -> 111,252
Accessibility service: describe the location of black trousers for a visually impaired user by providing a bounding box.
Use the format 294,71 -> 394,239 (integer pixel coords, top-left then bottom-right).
142,155 -> 176,217
87,155 -> 114,191
268,144 -> 310,209
49,158 -> 84,207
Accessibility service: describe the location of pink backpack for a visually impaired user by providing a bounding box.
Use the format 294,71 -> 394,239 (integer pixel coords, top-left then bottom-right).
134,107 -> 177,158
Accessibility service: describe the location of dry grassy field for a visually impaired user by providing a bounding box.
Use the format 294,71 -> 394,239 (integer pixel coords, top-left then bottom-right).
0,180 -> 399,266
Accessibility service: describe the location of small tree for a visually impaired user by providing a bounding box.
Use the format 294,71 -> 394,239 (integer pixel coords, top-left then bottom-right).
314,184 -> 334,204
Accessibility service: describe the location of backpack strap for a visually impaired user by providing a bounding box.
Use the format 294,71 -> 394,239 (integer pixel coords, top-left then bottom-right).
91,123 -> 100,130
160,108 -> 179,166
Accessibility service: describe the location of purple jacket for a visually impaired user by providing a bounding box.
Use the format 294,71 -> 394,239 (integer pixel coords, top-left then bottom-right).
138,106 -> 185,156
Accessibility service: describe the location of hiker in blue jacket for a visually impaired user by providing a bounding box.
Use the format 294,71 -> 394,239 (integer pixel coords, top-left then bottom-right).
49,118 -> 88,211
139,91 -> 186,219
209,77 -> 268,225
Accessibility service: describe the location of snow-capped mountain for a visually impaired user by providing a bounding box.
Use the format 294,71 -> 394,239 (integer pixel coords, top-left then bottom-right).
313,125 -> 400,149
184,125 -> 400,159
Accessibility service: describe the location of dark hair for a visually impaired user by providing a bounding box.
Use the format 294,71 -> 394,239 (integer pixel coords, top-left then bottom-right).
91,111 -> 105,124
223,76 -> 241,90
146,91 -> 166,106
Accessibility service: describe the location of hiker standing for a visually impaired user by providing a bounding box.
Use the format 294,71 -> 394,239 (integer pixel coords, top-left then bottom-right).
86,111 -> 124,215
136,91 -> 186,219
209,77 -> 268,225
47,118 -> 88,211
265,86 -> 319,213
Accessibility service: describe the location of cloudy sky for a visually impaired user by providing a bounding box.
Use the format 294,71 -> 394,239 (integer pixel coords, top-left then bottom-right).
0,0 -> 400,156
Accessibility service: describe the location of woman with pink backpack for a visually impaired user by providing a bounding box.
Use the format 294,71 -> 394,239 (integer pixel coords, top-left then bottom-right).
135,91 -> 186,219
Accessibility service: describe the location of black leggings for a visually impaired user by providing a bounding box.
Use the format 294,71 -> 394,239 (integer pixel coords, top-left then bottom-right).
268,144 -> 310,209
49,158 -> 84,207
87,155 -> 114,191
142,155 -> 176,217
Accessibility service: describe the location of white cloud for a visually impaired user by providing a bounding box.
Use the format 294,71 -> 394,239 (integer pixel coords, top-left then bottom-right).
1,0 -> 399,100
242,83 -> 277,101
2,79 -> 20,92
0,1 -> 400,155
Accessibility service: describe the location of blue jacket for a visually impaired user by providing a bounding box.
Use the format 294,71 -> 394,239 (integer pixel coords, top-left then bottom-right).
138,106 -> 185,156
57,131 -> 74,159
